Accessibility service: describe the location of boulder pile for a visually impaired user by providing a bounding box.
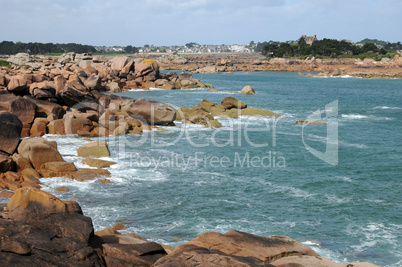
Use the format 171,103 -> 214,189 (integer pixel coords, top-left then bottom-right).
3,53 -> 213,91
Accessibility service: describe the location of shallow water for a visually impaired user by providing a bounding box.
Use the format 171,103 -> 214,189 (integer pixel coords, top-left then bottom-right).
39,72 -> 401,266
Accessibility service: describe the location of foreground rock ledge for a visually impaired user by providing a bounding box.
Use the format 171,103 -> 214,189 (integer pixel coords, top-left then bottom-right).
0,188 -> 379,266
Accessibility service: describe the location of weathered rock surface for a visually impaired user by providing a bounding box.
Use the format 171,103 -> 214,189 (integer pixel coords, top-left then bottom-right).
39,161 -> 78,178
241,108 -> 281,117
125,99 -> 176,125
7,75 -> 29,94
187,230 -> 319,262
82,158 -> 116,168
241,85 -> 256,95
0,188 -> 104,265
58,75 -> 98,107
0,111 -> 23,155
77,142 -> 111,158
295,120 -> 326,124
102,242 -> 167,266
221,96 -> 247,109
153,244 -> 262,266
24,95 -> 65,119
17,137 -> 64,170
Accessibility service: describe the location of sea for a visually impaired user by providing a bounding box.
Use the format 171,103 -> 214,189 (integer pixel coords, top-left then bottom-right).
26,71 -> 402,266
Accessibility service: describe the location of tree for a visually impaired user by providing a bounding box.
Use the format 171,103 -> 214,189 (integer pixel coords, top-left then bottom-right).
185,42 -> 198,48
362,43 -> 379,53
124,45 -> 138,53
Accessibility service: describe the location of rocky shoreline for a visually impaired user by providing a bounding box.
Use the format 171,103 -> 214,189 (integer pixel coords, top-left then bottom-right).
0,53 -> 384,266
0,187 -> 378,266
155,52 -> 402,79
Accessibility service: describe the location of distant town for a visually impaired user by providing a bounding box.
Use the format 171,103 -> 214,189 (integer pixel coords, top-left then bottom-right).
94,37 -> 400,54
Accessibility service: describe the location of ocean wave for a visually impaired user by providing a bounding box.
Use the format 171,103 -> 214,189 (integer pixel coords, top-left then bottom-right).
128,87 -> 165,91
314,75 -> 362,79
306,134 -> 368,149
335,176 -> 353,183
270,184 -> 315,199
373,106 -> 402,110
341,114 -> 395,121
302,241 -> 348,264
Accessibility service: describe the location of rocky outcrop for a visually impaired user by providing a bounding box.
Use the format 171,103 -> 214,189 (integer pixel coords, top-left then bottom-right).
221,96 -> 247,109
176,97 -> 280,128
125,99 -> 176,125
77,142 -> 111,158
7,53 -> 31,66
153,230 -> 378,267
187,230 -> 319,262
0,187 -> 380,267
7,75 -> 29,95
0,188 -> 104,266
153,244 -> 262,266
0,111 -> 23,155
17,137 -> 64,170
295,120 -> 326,124
241,85 -> 255,95
58,75 -> 99,107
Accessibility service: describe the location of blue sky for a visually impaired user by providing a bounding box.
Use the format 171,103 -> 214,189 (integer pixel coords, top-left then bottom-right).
1,0 -> 400,46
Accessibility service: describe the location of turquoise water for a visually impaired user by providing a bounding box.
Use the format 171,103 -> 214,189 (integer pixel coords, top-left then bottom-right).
41,72 -> 401,266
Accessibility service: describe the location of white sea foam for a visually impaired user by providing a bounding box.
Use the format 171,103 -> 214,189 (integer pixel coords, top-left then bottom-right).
373,106 -> 402,110
270,184 -> 315,199
302,241 -> 349,264
336,176 -> 353,183
307,134 -> 369,149
341,114 -> 395,120
325,194 -> 351,204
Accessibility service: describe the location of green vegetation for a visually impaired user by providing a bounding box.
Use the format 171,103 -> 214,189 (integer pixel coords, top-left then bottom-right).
258,37 -> 401,60
0,41 -> 97,55
0,59 -> 11,68
44,52 -> 64,56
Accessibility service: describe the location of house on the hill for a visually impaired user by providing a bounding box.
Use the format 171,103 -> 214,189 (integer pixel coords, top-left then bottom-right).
303,35 -> 317,45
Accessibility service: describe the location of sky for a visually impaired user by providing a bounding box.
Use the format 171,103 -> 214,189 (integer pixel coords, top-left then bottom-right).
1,0 -> 401,46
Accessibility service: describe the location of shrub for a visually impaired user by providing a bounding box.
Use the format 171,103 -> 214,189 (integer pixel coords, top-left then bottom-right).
0,59 -> 11,68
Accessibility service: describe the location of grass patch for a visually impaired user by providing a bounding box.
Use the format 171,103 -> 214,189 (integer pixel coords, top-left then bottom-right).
0,59 -> 11,68
44,52 -> 64,56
